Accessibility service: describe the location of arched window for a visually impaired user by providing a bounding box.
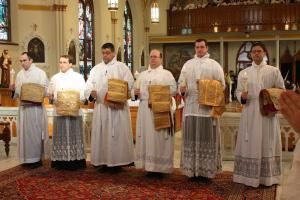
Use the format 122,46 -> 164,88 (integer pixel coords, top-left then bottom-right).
236,42 -> 253,74
79,0 -> 94,81
123,0 -> 133,71
0,0 -> 10,41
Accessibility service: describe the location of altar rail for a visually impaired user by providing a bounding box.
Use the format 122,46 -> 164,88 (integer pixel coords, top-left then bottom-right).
220,112 -> 298,161
167,4 -> 300,35
0,108 -> 297,161
0,107 -> 93,152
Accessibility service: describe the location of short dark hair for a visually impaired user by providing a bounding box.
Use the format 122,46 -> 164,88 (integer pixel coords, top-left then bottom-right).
195,38 -> 208,47
60,55 -> 74,64
101,43 -> 115,52
21,52 -> 34,60
150,49 -> 163,58
251,42 -> 267,52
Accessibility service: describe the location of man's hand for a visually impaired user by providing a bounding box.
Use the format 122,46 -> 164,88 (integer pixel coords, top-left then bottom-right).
279,91 -> 300,133
91,90 -> 97,99
241,91 -> 248,100
180,86 -> 186,96
9,83 -> 15,91
134,88 -> 140,97
48,93 -> 54,101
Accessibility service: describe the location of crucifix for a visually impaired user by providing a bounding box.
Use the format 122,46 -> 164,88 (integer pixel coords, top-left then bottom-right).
33,24 -> 38,31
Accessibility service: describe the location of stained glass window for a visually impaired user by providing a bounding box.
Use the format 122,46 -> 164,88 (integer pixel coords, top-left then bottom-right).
79,0 -> 94,81
123,1 -> 133,71
0,0 -> 10,41
236,42 -> 255,74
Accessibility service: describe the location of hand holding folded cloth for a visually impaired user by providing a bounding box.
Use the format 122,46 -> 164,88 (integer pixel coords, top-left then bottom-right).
20,83 -> 45,104
259,88 -> 284,117
197,79 -> 225,118
148,85 -> 172,130
104,79 -> 129,109
56,90 -> 80,116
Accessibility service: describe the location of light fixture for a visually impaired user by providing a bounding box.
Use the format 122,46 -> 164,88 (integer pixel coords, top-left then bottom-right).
108,0 -> 118,11
285,23 -> 289,30
213,25 -> 218,33
151,0 -> 159,23
245,31 -> 250,38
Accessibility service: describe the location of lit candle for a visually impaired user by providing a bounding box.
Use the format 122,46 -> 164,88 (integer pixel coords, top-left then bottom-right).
10,68 -> 15,85
180,71 -> 187,87
241,71 -> 248,92
92,81 -> 96,90
135,78 -> 141,89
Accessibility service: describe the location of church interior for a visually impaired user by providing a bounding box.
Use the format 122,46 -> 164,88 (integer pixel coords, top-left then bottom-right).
0,0 -> 300,199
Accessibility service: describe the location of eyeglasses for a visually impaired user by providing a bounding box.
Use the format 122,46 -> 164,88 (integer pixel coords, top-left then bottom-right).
251,50 -> 264,53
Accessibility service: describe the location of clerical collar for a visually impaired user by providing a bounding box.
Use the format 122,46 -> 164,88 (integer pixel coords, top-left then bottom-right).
25,64 -> 35,72
194,53 -> 210,60
105,57 -> 117,66
147,65 -> 163,72
252,61 -> 266,68
60,68 -> 73,74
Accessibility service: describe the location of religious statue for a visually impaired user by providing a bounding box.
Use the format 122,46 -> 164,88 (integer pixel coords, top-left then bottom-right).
0,50 -> 12,88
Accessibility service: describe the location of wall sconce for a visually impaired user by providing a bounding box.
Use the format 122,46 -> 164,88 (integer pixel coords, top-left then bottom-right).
213,25 -> 218,33
245,31 -> 250,38
151,0 -> 159,23
108,0 -> 118,11
272,25 -> 276,31
227,27 -> 232,32
285,23 -> 289,30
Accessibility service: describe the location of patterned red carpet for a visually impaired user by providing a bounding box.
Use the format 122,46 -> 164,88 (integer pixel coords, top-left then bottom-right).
0,165 -> 276,200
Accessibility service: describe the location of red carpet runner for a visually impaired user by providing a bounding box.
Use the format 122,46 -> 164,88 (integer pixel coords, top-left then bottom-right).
0,165 -> 276,199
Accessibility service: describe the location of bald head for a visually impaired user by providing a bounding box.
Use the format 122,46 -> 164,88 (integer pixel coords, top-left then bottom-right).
149,49 -> 162,69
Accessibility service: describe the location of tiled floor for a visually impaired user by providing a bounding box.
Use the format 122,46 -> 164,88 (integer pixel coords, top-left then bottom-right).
0,132 -> 292,200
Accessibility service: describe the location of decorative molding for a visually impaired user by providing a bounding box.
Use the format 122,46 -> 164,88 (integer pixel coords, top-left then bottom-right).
18,4 -> 67,11
220,112 -> 297,161
18,4 -> 52,11
0,42 -> 18,46
111,12 -> 118,24
52,4 -> 67,11
0,107 -> 93,151
149,32 -> 300,43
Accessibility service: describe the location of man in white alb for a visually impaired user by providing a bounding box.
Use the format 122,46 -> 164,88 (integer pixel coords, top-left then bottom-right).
233,42 -> 284,187
11,52 -> 49,168
48,55 -> 86,170
85,43 -> 134,171
134,49 -> 177,175
179,38 -> 225,179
